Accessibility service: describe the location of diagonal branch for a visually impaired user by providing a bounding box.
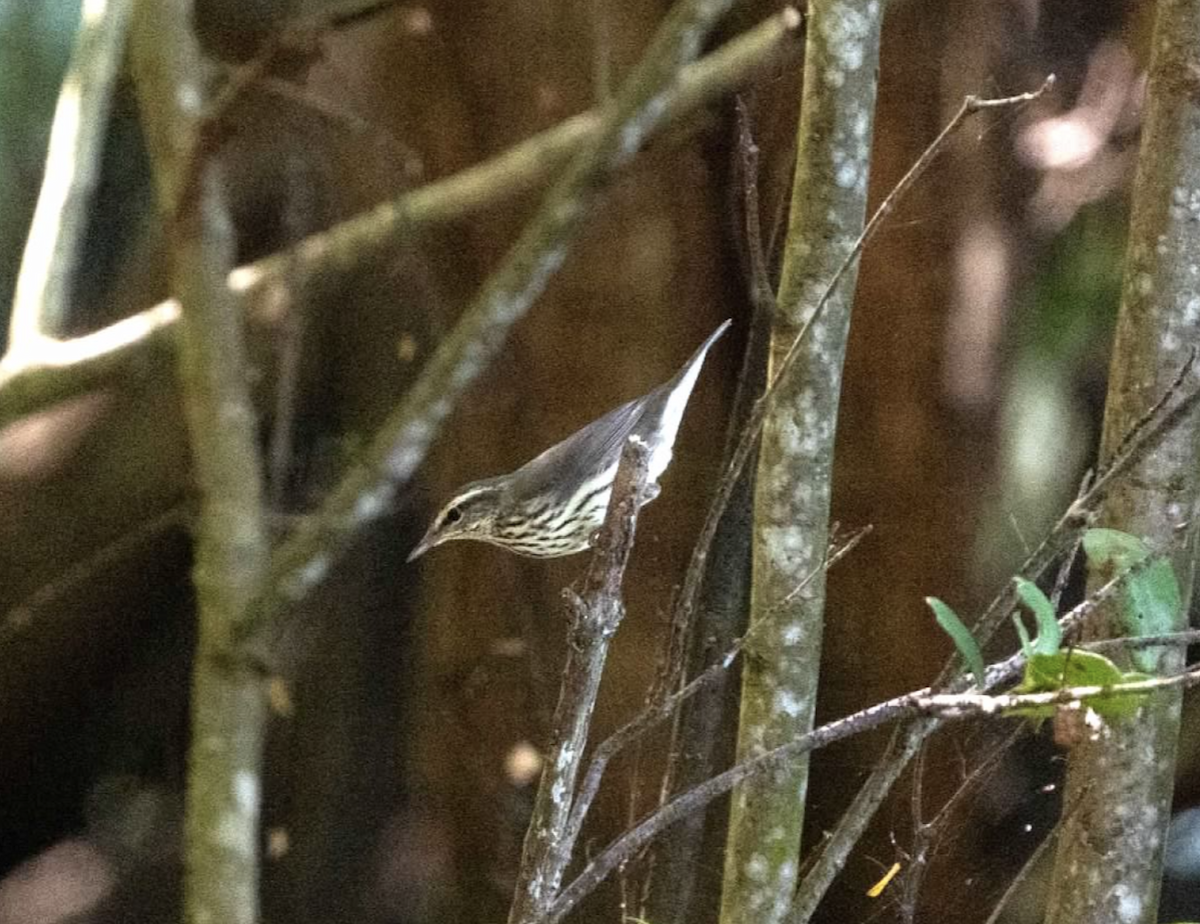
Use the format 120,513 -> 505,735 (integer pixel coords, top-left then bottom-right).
238,0 -> 771,647
0,10 -> 801,431
6,0 -> 134,353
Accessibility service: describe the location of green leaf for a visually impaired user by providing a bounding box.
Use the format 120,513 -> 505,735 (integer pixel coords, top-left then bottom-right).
1128,557 -> 1182,636
1083,528 -> 1182,671
1012,612 -> 1033,658
1082,527 -> 1147,567
1014,578 -> 1061,655
928,597 -> 986,688
1010,650 -> 1151,720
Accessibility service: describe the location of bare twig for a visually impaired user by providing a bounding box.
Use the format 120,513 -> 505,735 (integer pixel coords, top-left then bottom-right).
982,829 -> 1057,924
508,437 -> 651,924
546,634 -> 1199,924
0,503 -> 190,641
5,0 -> 134,354
915,669 -> 1200,716
638,104 -> 779,917
0,10 -> 803,432
900,726 -> 1024,923
665,76 -> 1058,707
736,96 -> 776,314
569,652 -> 734,855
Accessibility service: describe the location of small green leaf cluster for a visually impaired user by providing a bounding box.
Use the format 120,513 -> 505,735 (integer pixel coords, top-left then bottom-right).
927,529 -> 1182,722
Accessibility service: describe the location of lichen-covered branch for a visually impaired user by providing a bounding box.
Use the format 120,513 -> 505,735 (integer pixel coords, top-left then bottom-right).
0,10 -> 800,432
508,437 -> 650,924
4,0 -> 134,353
1044,1 -> 1200,920
130,2 -> 271,923
721,3 -> 883,922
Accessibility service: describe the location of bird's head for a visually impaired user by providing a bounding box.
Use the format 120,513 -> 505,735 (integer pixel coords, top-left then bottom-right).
407,480 -> 506,561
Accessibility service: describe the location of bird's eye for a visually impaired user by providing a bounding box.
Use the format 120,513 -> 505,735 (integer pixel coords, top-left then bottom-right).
445,506 -> 462,525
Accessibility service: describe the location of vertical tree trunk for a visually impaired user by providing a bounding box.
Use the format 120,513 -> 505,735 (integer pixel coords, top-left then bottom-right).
1044,1 -> 1200,920
721,2 -> 884,922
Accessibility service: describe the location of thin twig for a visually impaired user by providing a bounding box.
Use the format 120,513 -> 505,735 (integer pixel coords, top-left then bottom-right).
900,725 -> 1024,922
981,824 -> 1058,924
737,96 -> 776,313
568,654 -> 734,853
665,76 -> 1058,702
543,546 -> 1154,920
508,437 -> 651,924
637,101 -> 781,919
916,669 -> 1200,716
0,503 -> 190,642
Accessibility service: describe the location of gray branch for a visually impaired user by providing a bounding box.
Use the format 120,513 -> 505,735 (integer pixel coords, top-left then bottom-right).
130,2 -> 271,922
508,437 -> 650,924
722,2 -> 883,921
1044,0 -> 1200,919
0,10 -> 801,431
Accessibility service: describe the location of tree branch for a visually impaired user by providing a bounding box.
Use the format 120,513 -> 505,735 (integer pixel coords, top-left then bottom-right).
508,437 -> 651,924
130,2 -> 271,922
0,9 -> 801,432
1045,0 -> 1200,918
5,0 -> 134,354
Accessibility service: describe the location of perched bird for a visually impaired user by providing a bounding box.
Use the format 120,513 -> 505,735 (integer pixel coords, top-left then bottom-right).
408,319 -> 731,560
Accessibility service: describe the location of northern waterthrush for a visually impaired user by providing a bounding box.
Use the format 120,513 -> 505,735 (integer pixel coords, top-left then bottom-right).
408,319 -> 731,560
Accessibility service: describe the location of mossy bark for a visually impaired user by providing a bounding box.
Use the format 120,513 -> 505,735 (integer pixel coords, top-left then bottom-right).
1044,1 -> 1200,921
721,2 -> 884,922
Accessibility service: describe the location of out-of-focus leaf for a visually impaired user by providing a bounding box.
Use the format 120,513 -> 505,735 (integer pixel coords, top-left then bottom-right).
1128,557 -> 1182,636
1083,528 -> 1182,671
927,597 -> 985,688
1082,527 -> 1148,572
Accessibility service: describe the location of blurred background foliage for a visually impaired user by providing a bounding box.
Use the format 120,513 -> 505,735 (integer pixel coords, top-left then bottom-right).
0,1 -> 1196,923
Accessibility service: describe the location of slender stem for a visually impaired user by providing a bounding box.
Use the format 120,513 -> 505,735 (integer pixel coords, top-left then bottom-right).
6,0 -> 134,352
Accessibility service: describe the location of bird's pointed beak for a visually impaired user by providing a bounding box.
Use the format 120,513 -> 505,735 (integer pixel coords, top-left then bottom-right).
407,529 -> 437,563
